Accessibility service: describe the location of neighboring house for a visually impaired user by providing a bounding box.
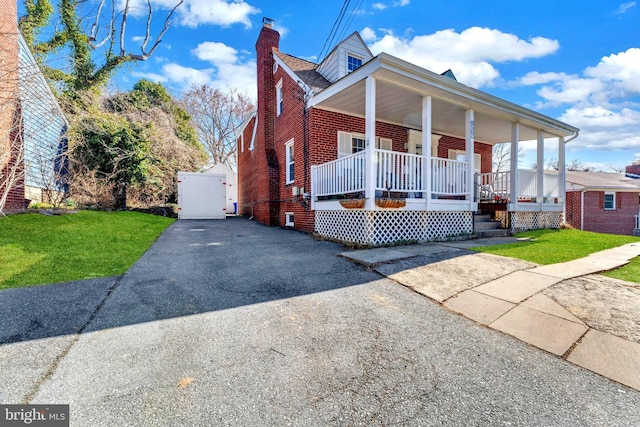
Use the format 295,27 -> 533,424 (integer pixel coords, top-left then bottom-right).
202,163 -> 238,214
565,171 -> 640,236
625,160 -> 640,179
238,18 -> 579,246
0,0 -> 68,211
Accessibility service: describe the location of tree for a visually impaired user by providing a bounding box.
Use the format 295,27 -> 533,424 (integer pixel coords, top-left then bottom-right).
19,0 -> 183,96
492,143 -> 525,172
70,80 -> 207,209
543,158 -> 594,172
180,86 -> 255,169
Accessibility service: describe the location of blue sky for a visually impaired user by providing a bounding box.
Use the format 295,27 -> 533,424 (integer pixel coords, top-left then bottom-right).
45,1 -> 640,170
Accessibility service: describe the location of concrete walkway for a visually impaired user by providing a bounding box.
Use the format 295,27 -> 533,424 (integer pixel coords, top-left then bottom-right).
340,239 -> 640,392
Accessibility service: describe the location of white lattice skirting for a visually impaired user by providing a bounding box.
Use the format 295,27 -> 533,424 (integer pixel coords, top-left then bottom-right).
510,211 -> 562,232
315,210 -> 473,246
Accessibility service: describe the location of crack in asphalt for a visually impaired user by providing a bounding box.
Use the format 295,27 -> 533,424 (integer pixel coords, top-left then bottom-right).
21,275 -> 125,404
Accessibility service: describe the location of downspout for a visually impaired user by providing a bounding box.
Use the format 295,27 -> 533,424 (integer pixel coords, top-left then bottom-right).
580,189 -> 586,231
249,116 -> 258,220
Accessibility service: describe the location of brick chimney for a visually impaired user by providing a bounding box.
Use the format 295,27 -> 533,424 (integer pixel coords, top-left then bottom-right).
254,18 -> 281,226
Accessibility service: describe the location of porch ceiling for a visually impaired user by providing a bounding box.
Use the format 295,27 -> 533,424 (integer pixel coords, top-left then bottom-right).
310,57 -> 578,144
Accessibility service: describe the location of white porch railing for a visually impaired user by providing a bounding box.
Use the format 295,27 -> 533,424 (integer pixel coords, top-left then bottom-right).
431,157 -> 469,196
375,149 -> 424,193
476,169 -> 561,202
312,150 -> 471,200
311,151 -> 365,197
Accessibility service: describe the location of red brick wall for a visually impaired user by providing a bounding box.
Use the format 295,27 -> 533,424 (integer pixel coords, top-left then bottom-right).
437,135 -> 492,173
566,190 -> 639,235
0,0 -> 24,211
307,109 -> 409,165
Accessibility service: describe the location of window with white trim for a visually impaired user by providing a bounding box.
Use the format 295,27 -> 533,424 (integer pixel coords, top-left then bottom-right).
285,139 -> 294,184
604,192 -> 615,210
285,212 -> 294,227
347,54 -> 363,73
448,149 -> 481,174
338,131 -> 367,158
276,79 -> 283,116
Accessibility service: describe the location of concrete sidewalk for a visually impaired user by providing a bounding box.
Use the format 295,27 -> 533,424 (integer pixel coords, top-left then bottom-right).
340,239 -> 640,391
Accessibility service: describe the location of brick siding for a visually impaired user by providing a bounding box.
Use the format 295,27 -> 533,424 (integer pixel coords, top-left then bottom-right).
566,190 -> 640,235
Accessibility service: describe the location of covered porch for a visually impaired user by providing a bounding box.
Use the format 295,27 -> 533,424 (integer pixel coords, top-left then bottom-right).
307,53 -> 578,245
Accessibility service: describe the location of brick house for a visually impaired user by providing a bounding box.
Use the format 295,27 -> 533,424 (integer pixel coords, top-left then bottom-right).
565,171 -> 640,236
238,19 -> 579,246
0,0 -> 68,212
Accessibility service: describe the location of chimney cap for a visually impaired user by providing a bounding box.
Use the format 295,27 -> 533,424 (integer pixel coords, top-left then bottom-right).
262,17 -> 274,28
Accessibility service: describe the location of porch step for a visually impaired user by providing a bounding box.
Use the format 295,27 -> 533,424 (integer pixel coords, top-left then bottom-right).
473,213 -> 511,238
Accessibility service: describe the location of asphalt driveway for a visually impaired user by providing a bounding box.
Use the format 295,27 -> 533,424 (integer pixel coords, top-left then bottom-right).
1,217 -> 639,425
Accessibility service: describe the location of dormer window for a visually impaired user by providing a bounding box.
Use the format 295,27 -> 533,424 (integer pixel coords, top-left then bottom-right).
347,54 -> 363,73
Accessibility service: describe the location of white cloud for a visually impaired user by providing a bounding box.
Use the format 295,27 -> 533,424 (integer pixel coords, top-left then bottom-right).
393,0 -> 410,5
360,27 -> 377,42
192,42 -> 239,64
148,41 -> 256,97
372,3 -> 387,10
613,1 -> 636,14
132,35 -> 146,43
518,48 -> 640,108
514,48 -> 640,165
121,0 -> 259,28
177,0 -> 260,28
366,27 -> 559,88
163,63 -> 214,87
536,78 -> 606,106
131,71 -> 169,83
585,48 -> 640,94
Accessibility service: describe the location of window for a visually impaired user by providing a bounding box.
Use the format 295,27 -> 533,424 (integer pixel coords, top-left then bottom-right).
448,149 -> 481,174
240,133 -> 244,153
338,131 -> 368,158
276,79 -> 283,116
347,54 -> 363,73
285,139 -> 294,184
604,192 -> 615,210
285,212 -> 294,227
376,137 -> 392,151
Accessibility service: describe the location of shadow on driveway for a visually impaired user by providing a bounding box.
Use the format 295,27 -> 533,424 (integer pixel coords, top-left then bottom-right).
0,217 -> 383,344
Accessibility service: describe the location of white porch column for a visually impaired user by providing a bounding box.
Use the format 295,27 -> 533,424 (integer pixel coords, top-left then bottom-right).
364,76 -> 377,210
559,136 -> 566,220
537,131 -> 544,205
509,123 -> 520,209
465,109 -> 474,201
423,96 -> 432,208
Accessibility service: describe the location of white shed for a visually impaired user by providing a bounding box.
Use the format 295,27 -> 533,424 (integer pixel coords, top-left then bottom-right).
202,163 -> 238,214
177,172 -> 227,219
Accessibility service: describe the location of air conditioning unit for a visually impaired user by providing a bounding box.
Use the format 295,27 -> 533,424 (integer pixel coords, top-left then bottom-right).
292,186 -> 300,196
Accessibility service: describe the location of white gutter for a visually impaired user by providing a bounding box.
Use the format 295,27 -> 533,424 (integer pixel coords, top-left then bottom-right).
249,115 -> 258,151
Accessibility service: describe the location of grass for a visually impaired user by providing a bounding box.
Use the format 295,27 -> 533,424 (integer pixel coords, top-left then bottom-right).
0,210 -> 174,290
472,228 -> 640,283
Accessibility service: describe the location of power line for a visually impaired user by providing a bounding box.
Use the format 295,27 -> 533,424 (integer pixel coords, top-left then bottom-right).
314,0 -> 351,68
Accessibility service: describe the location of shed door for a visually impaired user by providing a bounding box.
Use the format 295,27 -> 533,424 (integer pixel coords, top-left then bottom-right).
178,173 -> 226,219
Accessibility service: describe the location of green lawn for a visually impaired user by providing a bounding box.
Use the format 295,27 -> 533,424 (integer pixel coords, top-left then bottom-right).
473,228 -> 640,283
0,210 -> 174,290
